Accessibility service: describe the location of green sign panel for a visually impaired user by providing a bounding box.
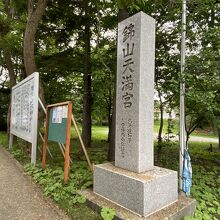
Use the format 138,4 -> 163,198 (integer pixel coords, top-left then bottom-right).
48,106 -> 68,144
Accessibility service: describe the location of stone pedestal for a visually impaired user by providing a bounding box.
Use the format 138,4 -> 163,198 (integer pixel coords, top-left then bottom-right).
94,163 -> 178,217
80,189 -> 196,220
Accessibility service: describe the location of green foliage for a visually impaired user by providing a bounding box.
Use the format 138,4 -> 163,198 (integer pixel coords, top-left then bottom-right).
101,207 -> 116,220
20,155 -> 101,219
0,1 -> 220,218
154,119 -> 178,135
0,131 -> 8,146
0,90 -> 9,131
184,216 -> 196,220
12,148 -> 26,161
1,128 -> 220,219
154,140 -> 220,220
24,163 -> 90,204
92,41 -> 116,125
184,0 -> 220,137
0,0 -> 219,142
190,164 -> 220,220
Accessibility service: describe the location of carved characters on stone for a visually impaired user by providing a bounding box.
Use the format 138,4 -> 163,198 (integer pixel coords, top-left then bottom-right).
121,23 -> 135,109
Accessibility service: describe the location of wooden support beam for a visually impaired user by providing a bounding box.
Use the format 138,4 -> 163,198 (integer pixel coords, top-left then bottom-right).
71,114 -> 93,172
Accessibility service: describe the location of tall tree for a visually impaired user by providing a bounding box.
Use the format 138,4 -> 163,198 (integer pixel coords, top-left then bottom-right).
23,0 -> 48,76
81,0 -> 92,148
22,0 -> 47,154
183,0 -> 220,147
23,0 -> 48,110
0,0 -> 19,136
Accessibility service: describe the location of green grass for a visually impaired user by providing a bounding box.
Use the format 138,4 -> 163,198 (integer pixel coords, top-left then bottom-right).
0,132 -> 8,146
92,125 -> 109,140
0,127 -> 220,220
70,125 -> 108,140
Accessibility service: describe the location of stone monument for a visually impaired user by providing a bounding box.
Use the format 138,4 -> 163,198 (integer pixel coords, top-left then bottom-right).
93,11 -> 178,217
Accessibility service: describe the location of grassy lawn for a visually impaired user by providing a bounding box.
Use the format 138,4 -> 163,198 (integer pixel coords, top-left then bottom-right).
0,126 -> 220,220
70,125 -> 108,141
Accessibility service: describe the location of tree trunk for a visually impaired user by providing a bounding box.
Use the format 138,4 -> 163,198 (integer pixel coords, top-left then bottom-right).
3,49 -> 16,139
107,110 -> 111,143
23,0 -> 48,76
23,0 -> 48,102
107,90 -> 112,143
158,101 -> 163,142
108,104 -> 115,161
108,8 -> 129,161
23,0 -> 47,121
23,0 -> 47,155
218,127 -> 220,150
82,0 -> 92,148
186,132 -> 190,149
3,50 -> 16,88
157,93 -> 164,164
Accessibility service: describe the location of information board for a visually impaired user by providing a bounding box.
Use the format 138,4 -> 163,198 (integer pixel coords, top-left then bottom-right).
48,105 -> 68,143
42,101 -> 72,183
10,72 -> 39,164
42,102 -> 93,178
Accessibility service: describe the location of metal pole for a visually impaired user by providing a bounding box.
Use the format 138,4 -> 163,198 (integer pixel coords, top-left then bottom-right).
179,0 -> 187,190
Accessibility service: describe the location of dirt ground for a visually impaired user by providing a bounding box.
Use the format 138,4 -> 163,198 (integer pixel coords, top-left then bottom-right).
0,145 -> 71,220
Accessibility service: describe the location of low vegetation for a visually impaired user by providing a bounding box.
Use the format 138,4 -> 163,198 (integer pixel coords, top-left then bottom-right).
0,127 -> 220,220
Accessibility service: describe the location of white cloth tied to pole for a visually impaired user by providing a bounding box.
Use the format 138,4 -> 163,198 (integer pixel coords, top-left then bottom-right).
182,149 -> 192,196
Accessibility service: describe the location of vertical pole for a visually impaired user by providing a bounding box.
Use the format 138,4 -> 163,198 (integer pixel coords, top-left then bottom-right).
42,107 -> 49,169
64,102 -> 72,184
179,0 -> 187,190
31,72 -> 39,165
9,133 -> 13,149
31,142 -> 37,165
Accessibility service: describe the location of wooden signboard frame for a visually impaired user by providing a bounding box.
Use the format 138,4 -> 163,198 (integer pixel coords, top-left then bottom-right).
42,101 -> 72,183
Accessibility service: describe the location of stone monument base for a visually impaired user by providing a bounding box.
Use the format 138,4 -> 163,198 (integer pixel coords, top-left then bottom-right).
80,189 -> 196,220
93,163 -> 178,217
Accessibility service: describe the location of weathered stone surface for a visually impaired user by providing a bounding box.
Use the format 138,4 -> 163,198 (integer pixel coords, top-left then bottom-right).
80,189 -> 196,220
115,11 -> 155,173
93,163 -> 178,217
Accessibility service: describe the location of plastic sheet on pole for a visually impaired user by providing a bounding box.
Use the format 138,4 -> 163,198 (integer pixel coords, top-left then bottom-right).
182,149 -> 192,196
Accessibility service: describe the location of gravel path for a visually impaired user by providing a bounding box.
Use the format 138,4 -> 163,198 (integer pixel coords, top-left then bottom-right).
0,145 -> 71,220
154,133 -> 218,143
188,135 -> 218,143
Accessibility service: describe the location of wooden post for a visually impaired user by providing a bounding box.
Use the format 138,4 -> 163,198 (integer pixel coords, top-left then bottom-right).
71,114 -> 93,172
42,107 -> 49,169
64,102 -> 72,183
